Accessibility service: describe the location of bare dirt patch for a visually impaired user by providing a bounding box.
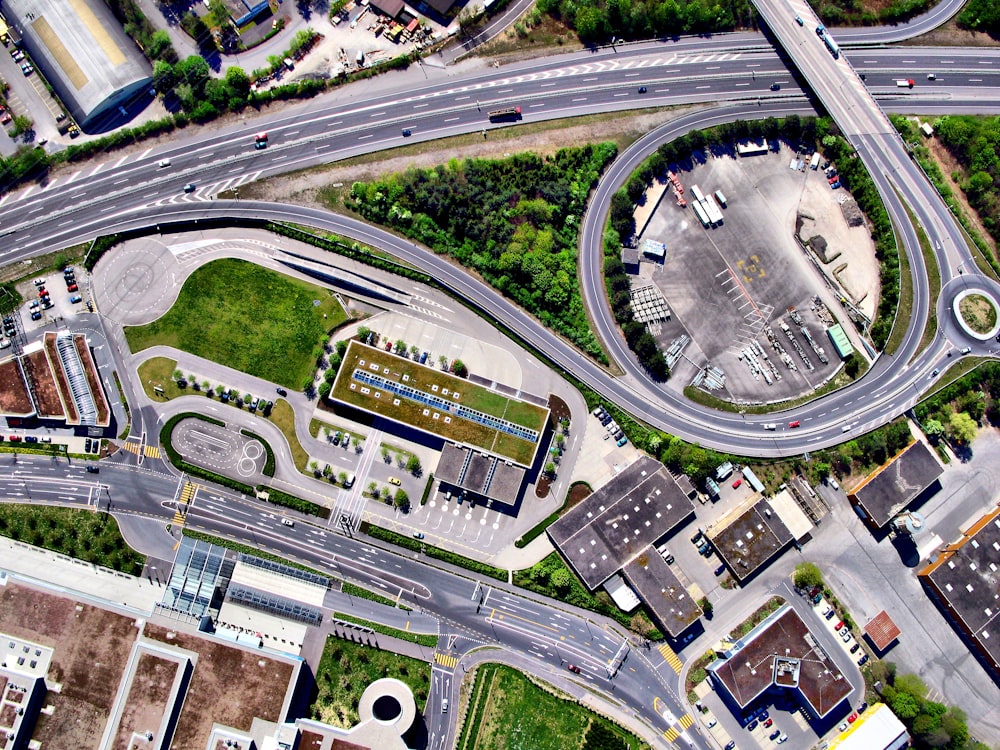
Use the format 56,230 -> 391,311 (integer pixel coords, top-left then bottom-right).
113,654 -> 178,750
904,19 -> 1000,47
43,333 -> 78,423
75,336 -> 110,425
0,583 -> 139,748
22,350 -> 63,418
143,623 -> 294,749
0,360 -> 33,415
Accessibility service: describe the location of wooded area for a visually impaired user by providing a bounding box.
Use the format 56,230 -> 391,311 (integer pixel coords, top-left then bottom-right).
345,144 -> 619,358
934,115 -> 1000,248
957,0 -> 1000,35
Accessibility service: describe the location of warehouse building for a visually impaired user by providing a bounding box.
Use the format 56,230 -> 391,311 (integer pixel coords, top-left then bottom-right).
848,441 -> 943,529
2,0 -> 152,131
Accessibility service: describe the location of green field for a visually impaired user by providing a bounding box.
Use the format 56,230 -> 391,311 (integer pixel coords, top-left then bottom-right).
332,341 -> 548,465
457,664 -> 646,750
311,635 -> 431,729
0,505 -> 145,575
124,258 -> 348,388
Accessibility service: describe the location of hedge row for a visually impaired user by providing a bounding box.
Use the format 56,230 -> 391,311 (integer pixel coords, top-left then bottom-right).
362,523 -> 507,581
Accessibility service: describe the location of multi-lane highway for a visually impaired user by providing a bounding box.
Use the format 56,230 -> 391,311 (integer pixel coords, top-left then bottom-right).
2,40 -> 1000,456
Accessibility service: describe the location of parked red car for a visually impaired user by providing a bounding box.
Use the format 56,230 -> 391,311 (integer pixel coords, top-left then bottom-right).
732,478 -> 742,489
66,283 -> 78,292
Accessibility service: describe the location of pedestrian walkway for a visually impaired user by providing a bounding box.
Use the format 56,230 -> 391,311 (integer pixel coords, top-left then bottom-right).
658,642 -> 683,673
662,714 -> 693,742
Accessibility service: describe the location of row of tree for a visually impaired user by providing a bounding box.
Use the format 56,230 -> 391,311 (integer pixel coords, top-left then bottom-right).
932,115 -> 1000,249
535,0 -> 932,43
957,0 -> 1000,36
345,145 -> 620,359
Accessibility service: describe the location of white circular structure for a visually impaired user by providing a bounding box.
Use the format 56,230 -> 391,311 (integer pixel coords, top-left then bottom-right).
357,678 -> 416,733
952,289 -> 1000,341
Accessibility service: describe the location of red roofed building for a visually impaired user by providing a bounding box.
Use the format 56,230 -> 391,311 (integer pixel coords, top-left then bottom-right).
863,611 -> 901,653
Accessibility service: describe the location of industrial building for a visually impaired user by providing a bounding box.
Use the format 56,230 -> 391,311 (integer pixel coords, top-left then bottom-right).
434,443 -> 526,510
547,456 -> 695,591
828,703 -> 910,750
706,493 -> 804,583
0,332 -> 111,427
708,604 -> 853,720
862,610 -> 901,654
919,503 -> 1000,677
848,441 -> 943,529
622,551 -> 702,637
1,0 -> 152,131
826,323 -> 854,359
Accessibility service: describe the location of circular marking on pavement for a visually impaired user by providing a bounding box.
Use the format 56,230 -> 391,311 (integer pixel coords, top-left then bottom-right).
492,522 -> 500,530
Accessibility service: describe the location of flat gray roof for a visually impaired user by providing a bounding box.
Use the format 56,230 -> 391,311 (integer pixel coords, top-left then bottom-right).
548,456 -> 694,590
622,550 -> 702,637
711,498 -> 794,582
850,441 -> 942,527
435,443 -> 525,507
920,505 -> 1000,673
5,0 -> 151,130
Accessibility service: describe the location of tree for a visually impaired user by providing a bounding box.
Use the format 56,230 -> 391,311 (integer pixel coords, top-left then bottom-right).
948,410 -> 978,444
367,481 -> 378,497
406,455 -> 421,474
176,55 -> 210,95
173,369 -> 183,381
793,562 -> 823,590
438,355 -> 448,370
322,464 -> 332,478
409,345 -> 420,359
544,462 -> 556,478
224,66 -> 251,97
451,359 -> 468,378
318,381 -> 332,399
381,486 -> 392,501
338,471 -> 348,485
550,567 -> 572,595
890,691 -> 921,720
395,339 -> 407,354
357,326 -> 371,342
10,115 -> 32,137
923,418 -> 945,441
382,446 -> 391,463
394,489 -> 409,510
152,60 -> 177,94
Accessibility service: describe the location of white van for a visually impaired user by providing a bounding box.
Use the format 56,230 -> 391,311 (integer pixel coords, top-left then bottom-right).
764,423 -> 777,431
827,477 -> 840,491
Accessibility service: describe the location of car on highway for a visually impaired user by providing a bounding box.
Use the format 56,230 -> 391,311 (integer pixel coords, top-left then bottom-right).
931,368 -> 940,377
401,128 -> 412,137
86,465 -> 99,473
795,15 -> 804,24
183,183 -> 196,193
961,346 -> 971,354
638,86 -> 647,93
254,132 -> 269,148
281,518 -> 294,527
732,478 -> 742,489
276,387 -> 288,396
927,73 -> 936,80
388,476 -> 401,486
441,698 -> 448,713
412,532 -> 425,539
788,420 -> 800,428
763,423 -> 776,430
158,159 -> 171,168
770,82 -> 780,91
566,663 -> 581,673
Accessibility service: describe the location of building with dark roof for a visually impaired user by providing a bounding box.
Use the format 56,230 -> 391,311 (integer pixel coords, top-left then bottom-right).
622,551 -> 702,637
849,441 -> 942,528
547,456 -> 694,590
918,503 -> 1000,676
370,0 -> 406,17
863,611 -> 901,653
433,443 -> 526,509
709,497 -> 794,582
708,604 -> 853,719
2,0 -> 152,132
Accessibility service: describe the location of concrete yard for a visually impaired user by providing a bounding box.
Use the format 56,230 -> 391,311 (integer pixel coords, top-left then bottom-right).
637,143 -> 877,405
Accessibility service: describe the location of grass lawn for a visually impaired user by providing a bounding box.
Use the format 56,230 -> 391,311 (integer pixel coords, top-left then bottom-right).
0,505 -> 145,575
269,399 -> 309,472
457,664 -> 646,750
124,258 -> 348,389
311,635 -> 431,729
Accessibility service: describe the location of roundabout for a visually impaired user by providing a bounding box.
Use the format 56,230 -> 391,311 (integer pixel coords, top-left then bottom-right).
954,288 -> 1000,341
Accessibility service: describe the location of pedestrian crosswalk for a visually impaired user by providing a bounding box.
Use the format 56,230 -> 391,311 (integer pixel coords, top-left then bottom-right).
434,652 -> 458,669
144,445 -> 161,459
662,715 -> 693,743
658,643 -> 683,673
120,440 -> 142,456
172,482 -> 198,526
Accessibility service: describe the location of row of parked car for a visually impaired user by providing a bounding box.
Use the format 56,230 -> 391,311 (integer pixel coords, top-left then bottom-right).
2,435 -> 51,444
591,406 -> 628,447
10,47 -> 32,76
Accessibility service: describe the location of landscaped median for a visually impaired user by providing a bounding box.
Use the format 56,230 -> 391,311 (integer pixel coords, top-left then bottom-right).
331,612 -> 438,647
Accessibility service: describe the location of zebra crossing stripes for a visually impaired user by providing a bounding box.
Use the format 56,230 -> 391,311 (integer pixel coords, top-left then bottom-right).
658,643 -> 683,673
434,652 -> 458,668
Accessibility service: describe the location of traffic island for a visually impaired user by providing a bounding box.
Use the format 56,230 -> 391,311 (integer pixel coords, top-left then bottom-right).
954,290 -> 1000,340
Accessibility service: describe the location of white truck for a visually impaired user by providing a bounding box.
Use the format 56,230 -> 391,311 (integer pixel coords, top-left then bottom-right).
810,153 -> 821,170
714,189 -> 727,207
896,79 -> 915,88
703,195 -> 724,226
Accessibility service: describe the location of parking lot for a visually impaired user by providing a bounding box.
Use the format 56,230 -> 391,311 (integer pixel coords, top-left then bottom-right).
638,143 -> 874,404
10,265 -> 89,338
